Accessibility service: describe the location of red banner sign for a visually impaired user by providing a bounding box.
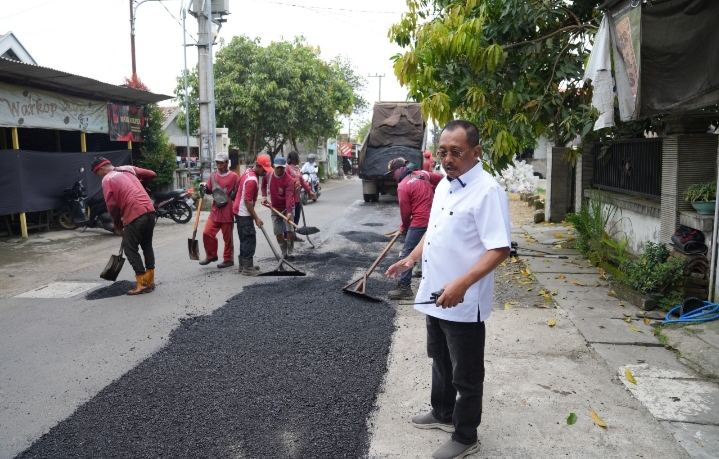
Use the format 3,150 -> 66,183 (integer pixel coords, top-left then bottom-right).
107,103 -> 145,142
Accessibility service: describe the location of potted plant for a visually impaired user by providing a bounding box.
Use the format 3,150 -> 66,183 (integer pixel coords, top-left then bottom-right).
684,181 -> 717,215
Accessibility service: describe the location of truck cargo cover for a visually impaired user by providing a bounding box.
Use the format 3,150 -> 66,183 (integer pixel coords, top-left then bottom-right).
367,103 -> 424,149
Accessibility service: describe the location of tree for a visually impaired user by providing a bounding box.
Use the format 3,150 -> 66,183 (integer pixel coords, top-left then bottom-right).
356,118 -> 372,144
389,0 -> 602,171
124,76 -> 177,187
175,36 -> 363,163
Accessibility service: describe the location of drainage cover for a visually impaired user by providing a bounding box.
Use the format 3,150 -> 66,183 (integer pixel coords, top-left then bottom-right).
16,282 -> 101,299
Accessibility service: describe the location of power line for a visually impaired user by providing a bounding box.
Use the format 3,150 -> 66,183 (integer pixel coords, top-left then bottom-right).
0,0 -> 63,21
259,0 -> 404,15
158,0 -> 198,42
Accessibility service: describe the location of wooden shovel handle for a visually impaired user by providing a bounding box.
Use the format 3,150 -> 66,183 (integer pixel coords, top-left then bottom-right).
192,196 -> 203,235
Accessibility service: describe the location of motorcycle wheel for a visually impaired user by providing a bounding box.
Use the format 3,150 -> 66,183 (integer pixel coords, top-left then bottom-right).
301,191 -> 308,206
170,201 -> 192,224
58,211 -> 78,230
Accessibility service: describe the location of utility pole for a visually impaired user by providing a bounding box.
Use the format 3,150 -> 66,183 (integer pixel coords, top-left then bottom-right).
368,74 -> 385,102
197,0 -> 217,179
129,0 -> 137,77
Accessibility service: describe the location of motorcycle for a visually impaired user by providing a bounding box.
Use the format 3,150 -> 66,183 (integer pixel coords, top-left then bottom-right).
153,188 -> 194,223
300,169 -> 321,205
57,167 -> 117,234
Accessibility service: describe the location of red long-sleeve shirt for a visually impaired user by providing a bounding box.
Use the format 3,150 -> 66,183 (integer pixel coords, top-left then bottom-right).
397,170 -> 444,232
205,171 -> 239,223
423,158 -> 435,172
261,171 -> 295,213
101,166 -> 156,230
233,168 -> 259,217
286,164 -> 312,200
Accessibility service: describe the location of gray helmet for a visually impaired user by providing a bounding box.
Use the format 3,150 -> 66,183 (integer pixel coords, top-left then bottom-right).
308,154 -> 316,162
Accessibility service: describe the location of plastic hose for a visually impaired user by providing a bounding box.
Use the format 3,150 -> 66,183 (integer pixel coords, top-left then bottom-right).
663,301 -> 719,325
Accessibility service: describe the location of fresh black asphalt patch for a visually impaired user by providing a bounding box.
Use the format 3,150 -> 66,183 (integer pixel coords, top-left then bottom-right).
18,251 -> 396,459
85,281 -> 136,300
340,231 -> 389,245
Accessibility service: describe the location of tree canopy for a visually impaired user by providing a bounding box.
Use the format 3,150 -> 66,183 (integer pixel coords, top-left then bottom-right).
175,36 -> 365,162
389,0 -> 602,171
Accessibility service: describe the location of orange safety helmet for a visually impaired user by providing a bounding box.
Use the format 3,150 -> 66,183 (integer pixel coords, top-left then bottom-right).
423,150 -> 432,158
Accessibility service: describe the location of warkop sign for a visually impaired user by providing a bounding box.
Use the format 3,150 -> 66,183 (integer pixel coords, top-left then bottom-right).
0,83 -> 107,133
107,104 -> 145,142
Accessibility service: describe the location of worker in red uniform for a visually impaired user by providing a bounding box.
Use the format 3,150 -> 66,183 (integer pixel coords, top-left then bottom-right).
261,156 -> 296,259
386,157 -> 443,300
91,157 -> 157,295
422,150 -> 435,172
234,154 -> 274,276
199,152 -> 240,268
285,151 -> 316,242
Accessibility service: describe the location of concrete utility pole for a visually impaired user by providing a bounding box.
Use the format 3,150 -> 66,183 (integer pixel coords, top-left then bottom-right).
129,0 -> 137,77
197,0 -> 217,178
368,74 -> 385,102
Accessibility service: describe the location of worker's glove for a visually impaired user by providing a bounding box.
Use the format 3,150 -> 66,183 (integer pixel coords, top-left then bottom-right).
199,184 -> 206,195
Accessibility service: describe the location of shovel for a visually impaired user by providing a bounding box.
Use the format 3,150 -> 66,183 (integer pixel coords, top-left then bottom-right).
264,203 -> 319,236
258,224 -> 306,276
100,241 -> 125,281
188,195 -> 203,260
342,231 -> 401,302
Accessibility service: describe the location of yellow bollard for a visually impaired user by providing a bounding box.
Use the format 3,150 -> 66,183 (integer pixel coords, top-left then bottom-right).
20,213 -> 28,239
80,132 -> 86,153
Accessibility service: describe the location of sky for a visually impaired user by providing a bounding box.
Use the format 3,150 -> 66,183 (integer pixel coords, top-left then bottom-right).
1,0 -> 412,136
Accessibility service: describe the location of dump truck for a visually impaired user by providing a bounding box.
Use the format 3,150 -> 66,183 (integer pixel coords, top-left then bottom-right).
358,102 -> 427,202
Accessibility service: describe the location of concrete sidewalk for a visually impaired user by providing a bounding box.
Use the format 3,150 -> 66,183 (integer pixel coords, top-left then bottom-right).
368,219 -> 717,458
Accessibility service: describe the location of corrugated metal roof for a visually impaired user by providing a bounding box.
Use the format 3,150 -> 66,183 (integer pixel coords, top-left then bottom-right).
0,57 -> 171,105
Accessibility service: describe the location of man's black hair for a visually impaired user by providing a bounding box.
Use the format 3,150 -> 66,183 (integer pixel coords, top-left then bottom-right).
441,120 -> 480,147
91,157 -> 110,171
287,150 -> 300,165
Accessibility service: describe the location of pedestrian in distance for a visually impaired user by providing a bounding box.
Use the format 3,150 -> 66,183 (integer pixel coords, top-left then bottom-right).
385,120 -> 511,459
233,154 -> 274,276
385,157 -> 443,300
285,151 -> 316,242
92,157 -> 158,295
261,156 -> 296,259
423,150 -> 436,172
199,152 -> 239,268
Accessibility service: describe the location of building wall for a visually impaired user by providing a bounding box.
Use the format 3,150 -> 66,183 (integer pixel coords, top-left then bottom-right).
603,203 -> 661,255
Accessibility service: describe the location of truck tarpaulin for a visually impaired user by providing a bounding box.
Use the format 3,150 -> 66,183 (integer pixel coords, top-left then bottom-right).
360,146 -> 423,178
367,103 -> 424,149
0,149 -> 132,215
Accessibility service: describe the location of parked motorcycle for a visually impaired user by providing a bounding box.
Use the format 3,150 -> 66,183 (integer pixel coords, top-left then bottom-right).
153,189 -> 194,223
57,167 -> 117,234
300,170 -> 321,205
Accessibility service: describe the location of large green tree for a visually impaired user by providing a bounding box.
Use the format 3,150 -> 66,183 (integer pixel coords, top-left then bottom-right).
175,36 -> 362,162
390,0 -> 602,171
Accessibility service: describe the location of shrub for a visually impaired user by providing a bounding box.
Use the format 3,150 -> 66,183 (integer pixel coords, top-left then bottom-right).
684,181 -> 717,203
621,242 -> 685,295
566,191 -> 625,264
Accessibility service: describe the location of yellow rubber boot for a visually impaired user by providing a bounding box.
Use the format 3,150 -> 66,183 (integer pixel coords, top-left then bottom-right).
145,268 -> 155,289
127,272 -> 152,295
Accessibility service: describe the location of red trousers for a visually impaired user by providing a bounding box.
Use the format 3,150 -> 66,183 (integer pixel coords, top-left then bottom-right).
203,219 -> 234,261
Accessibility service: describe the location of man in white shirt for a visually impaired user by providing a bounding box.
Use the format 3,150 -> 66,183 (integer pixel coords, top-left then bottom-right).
386,120 -> 511,459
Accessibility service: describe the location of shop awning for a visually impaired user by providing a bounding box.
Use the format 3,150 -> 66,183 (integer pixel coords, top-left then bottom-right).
0,57 -> 171,105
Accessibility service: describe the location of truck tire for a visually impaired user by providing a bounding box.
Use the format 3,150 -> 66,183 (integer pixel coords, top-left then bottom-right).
363,194 -> 373,203
371,193 -> 380,202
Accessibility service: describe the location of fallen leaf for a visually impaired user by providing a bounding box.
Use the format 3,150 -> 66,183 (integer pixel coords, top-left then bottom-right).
534,304 -> 551,309
590,410 -> 607,428
622,313 -> 631,317
499,262 -> 507,267
625,368 -> 637,384
527,287 -> 533,292
518,280 -> 534,285
644,317 -> 650,325
624,317 -> 632,323
557,275 -> 566,280
522,399 -> 526,404
598,269 -> 607,280
570,280 -> 586,286
608,290 -> 618,298
552,290 -> 558,296
629,326 -> 643,333
548,318 -> 556,327
566,236 -> 574,242
505,302 -> 512,310
543,294 -> 552,303
618,302 -> 625,307
593,282 -> 600,287
554,232 -> 565,238
567,412 -> 577,425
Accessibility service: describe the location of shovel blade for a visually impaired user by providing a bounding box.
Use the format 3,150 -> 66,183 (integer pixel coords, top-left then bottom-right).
295,226 -> 320,236
259,270 -> 306,277
342,288 -> 381,302
100,254 -> 125,281
188,239 -> 200,260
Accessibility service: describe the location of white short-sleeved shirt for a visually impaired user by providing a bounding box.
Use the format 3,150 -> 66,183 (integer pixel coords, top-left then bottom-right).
415,161 -> 511,323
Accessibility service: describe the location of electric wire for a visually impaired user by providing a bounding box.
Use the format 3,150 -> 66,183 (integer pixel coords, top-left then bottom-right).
159,0 -> 198,42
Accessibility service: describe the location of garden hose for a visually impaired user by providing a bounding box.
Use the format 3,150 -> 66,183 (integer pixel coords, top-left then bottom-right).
663,301 -> 719,325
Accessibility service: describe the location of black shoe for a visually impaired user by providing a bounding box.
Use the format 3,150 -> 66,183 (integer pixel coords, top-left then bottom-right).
388,284 -> 414,300
198,258 -> 218,266
217,260 -> 234,269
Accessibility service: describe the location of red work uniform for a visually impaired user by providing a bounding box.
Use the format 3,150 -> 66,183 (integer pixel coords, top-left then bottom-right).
422,158 -> 435,172
102,165 -> 156,230
285,163 -> 313,224
397,170 -> 444,233
261,171 -> 295,214
203,171 -> 239,262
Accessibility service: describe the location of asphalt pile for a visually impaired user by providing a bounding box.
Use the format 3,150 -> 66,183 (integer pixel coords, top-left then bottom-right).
85,281 -> 136,300
18,251 -> 396,459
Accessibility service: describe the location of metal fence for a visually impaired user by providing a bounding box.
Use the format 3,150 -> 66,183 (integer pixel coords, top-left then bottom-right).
592,138 -> 662,200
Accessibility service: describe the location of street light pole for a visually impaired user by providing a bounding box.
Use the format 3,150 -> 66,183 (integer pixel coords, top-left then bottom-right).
368,73 -> 385,102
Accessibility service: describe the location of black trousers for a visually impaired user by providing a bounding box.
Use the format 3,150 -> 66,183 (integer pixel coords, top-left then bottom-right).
427,312 -> 486,445
235,215 -> 256,259
123,212 -> 156,275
